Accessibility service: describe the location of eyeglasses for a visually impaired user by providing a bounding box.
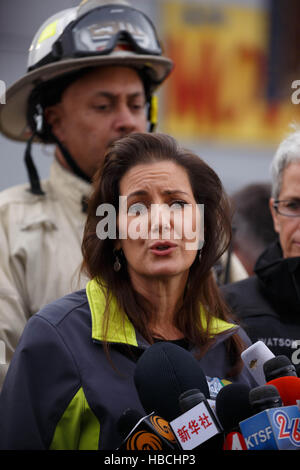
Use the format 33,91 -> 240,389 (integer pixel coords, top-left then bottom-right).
273,199 -> 300,217
52,5 -> 162,60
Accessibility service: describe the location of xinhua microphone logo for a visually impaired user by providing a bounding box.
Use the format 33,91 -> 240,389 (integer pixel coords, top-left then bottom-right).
0,80 -> 6,104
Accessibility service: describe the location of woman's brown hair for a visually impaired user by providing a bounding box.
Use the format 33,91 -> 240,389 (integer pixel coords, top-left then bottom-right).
82,132 -> 244,377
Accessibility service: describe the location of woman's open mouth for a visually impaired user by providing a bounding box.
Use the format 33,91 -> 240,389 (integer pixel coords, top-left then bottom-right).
149,241 -> 177,255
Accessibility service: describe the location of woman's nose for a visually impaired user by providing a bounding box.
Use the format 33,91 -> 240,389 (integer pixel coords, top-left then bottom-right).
150,204 -> 172,237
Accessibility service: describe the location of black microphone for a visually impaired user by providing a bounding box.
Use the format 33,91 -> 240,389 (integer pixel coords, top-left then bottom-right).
215,383 -> 253,450
180,389 -> 208,412
134,342 -> 223,449
134,341 -> 210,422
249,385 -> 282,414
117,408 -> 179,450
263,355 -> 297,382
264,355 -> 300,407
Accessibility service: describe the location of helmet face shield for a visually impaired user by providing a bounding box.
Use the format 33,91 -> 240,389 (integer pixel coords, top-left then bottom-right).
50,5 -> 162,63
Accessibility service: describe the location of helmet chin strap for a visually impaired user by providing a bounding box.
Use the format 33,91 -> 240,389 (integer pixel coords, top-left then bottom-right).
24,132 -> 45,195
24,132 -> 92,196
51,134 -> 92,184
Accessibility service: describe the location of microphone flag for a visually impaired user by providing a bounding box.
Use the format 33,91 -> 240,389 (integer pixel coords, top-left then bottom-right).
239,405 -> 300,450
169,400 -> 221,450
117,412 -> 178,450
223,432 -> 247,450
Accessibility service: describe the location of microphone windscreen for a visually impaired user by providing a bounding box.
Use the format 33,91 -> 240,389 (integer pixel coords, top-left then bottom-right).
267,376 -> 300,406
263,355 -> 297,382
249,384 -> 282,412
215,383 -> 253,432
179,389 -> 206,413
134,342 -> 210,421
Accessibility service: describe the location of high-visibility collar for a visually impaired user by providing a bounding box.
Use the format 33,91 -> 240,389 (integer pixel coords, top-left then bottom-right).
86,278 -> 237,346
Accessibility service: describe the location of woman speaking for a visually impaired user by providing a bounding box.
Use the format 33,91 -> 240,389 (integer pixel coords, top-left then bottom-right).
0,133 -> 255,450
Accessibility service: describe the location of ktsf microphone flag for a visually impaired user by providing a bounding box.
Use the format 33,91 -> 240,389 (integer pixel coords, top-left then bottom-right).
239,405 -> 300,450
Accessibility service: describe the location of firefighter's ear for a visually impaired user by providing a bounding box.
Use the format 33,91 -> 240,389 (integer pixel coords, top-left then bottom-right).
44,103 -> 65,142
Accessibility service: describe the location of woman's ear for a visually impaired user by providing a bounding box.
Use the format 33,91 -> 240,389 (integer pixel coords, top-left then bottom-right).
114,240 -> 122,251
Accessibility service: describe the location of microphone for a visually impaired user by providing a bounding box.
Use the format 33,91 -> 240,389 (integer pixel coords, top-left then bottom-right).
241,341 -> 275,385
215,383 -> 253,450
117,408 -> 179,450
134,342 -> 223,450
266,376 -> 300,407
263,355 -> 300,406
168,388 -> 223,450
249,384 -> 282,413
134,341 -> 210,422
263,355 -> 297,382
239,384 -> 300,450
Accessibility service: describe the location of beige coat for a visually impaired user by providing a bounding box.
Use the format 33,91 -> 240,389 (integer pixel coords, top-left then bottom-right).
0,159 -> 91,387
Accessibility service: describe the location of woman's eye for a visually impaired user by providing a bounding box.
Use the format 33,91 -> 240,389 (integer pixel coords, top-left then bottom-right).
170,200 -> 186,210
128,203 -> 148,215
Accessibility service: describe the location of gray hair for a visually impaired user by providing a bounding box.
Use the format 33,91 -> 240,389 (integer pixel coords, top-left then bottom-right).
271,127 -> 300,199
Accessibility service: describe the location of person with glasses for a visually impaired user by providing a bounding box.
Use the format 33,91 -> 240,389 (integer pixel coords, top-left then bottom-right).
222,128 -> 300,373
0,1 -> 173,389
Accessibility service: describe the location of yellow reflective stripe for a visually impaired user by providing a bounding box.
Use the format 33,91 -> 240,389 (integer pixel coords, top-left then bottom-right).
86,279 -> 236,344
38,20 -> 58,44
86,279 -> 138,346
199,304 -> 237,337
50,387 -> 100,450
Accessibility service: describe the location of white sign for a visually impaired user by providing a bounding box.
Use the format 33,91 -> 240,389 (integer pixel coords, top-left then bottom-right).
170,401 -> 220,450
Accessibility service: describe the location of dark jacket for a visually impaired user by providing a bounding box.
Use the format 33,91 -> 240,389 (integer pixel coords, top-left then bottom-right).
222,242 -> 300,374
0,279 -> 255,450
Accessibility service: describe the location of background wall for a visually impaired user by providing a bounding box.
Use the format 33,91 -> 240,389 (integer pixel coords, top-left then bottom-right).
0,0 -> 298,195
